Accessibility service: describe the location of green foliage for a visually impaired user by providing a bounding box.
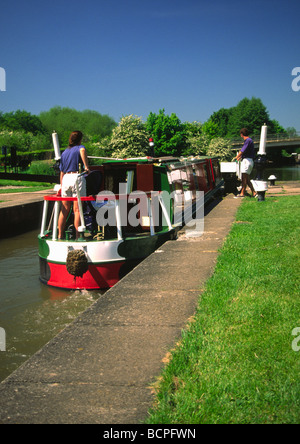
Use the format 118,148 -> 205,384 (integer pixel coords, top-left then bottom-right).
182,121 -> 209,157
0,129 -> 50,152
26,160 -> 56,175
108,115 -> 150,158
286,127 -> 297,137
206,137 -> 233,161
0,97 -> 290,164
146,109 -> 187,157
203,97 -> 287,139
227,97 -> 270,136
0,110 -> 46,135
39,106 -> 117,147
203,108 -> 232,139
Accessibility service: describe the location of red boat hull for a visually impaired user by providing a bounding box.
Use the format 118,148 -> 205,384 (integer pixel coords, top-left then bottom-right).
39,259 -> 131,290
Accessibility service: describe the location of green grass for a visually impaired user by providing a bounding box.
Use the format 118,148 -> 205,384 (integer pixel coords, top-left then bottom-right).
146,196 -> 300,424
0,179 -> 52,193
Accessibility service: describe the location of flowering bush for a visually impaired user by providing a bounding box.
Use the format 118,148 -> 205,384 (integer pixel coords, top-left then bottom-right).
206,137 -> 233,161
109,115 -> 149,158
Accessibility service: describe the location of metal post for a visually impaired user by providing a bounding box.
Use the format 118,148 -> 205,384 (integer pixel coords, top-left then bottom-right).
53,201 -> 60,240
115,199 -> 122,240
158,194 -> 173,230
147,197 -> 155,236
252,124 -> 268,201
40,200 -> 49,236
75,176 -> 86,233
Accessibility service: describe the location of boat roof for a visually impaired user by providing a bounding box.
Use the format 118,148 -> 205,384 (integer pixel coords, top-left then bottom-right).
90,155 -> 215,167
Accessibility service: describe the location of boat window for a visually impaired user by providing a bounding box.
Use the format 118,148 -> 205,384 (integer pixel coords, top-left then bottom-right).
193,167 -> 199,191
195,163 -> 209,190
181,168 -> 190,192
103,166 -> 135,195
204,165 -> 210,188
212,159 -> 221,183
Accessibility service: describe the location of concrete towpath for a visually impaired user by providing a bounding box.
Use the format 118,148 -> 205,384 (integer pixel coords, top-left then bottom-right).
0,189 -> 55,237
265,180 -> 300,197
0,194 -> 243,424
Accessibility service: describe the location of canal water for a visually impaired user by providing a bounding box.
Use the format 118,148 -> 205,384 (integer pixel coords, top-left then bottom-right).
260,165 -> 300,181
0,230 -> 103,383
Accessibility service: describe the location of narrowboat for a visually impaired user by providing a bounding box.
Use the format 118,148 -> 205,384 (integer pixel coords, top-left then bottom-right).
38,156 -> 224,290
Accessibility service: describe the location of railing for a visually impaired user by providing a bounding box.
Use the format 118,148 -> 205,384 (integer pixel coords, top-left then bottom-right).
230,132 -> 300,146
40,191 -> 173,241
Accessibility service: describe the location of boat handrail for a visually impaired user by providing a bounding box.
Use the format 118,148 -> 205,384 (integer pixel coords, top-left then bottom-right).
44,191 -> 161,202
40,190 -> 171,241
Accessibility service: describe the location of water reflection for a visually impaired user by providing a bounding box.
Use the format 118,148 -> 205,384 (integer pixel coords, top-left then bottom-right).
0,230 -> 103,382
258,166 -> 300,181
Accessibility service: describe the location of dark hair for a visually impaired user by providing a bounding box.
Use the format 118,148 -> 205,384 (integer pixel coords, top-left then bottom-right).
69,131 -> 83,147
240,128 -> 249,137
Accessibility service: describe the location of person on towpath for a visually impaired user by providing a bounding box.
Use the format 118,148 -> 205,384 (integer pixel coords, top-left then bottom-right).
58,131 -> 90,239
234,128 -> 257,198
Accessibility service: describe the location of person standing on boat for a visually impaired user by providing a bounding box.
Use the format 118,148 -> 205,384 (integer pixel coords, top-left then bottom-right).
58,131 -> 90,239
234,128 -> 257,198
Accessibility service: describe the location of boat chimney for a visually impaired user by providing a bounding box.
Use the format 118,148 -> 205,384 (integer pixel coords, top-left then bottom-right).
52,131 -> 61,161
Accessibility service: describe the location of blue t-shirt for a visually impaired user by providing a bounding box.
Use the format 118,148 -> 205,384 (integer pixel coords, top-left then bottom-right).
241,138 -> 255,159
60,145 -> 84,173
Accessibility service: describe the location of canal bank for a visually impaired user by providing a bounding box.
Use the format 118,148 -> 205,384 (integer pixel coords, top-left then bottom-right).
0,193 -> 242,424
0,189 -> 54,237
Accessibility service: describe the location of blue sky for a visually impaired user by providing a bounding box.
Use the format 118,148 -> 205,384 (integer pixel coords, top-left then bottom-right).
0,0 -> 299,130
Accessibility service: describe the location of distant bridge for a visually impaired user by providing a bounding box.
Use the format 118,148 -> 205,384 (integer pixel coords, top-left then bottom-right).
231,133 -> 300,151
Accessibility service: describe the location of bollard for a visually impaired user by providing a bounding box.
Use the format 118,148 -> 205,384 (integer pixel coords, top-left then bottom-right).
252,124 -> 268,201
268,175 -> 277,186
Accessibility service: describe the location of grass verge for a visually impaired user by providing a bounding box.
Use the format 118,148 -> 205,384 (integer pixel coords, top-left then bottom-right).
146,195 -> 300,424
0,179 -> 52,193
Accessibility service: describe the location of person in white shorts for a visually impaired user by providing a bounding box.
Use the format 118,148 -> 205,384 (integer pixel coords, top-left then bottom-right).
234,128 -> 257,198
61,172 -> 86,198
58,131 -> 90,239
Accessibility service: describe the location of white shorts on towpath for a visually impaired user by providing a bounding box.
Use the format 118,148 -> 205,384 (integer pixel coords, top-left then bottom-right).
241,158 -> 254,175
61,173 -> 86,198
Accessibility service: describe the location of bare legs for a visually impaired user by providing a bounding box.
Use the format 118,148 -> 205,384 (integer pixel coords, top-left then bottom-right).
240,173 -> 256,197
58,201 -> 81,239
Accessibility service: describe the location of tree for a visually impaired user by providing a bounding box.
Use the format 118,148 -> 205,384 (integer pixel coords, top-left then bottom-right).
39,106 -> 116,146
203,97 -> 287,139
182,121 -> 209,156
286,127 -> 297,137
108,115 -> 149,158
269,119 -> 287,135
0,110 -> 46,135
146,109 -> 187,157
203,108 -> 233,139
226,97 -> 271,137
